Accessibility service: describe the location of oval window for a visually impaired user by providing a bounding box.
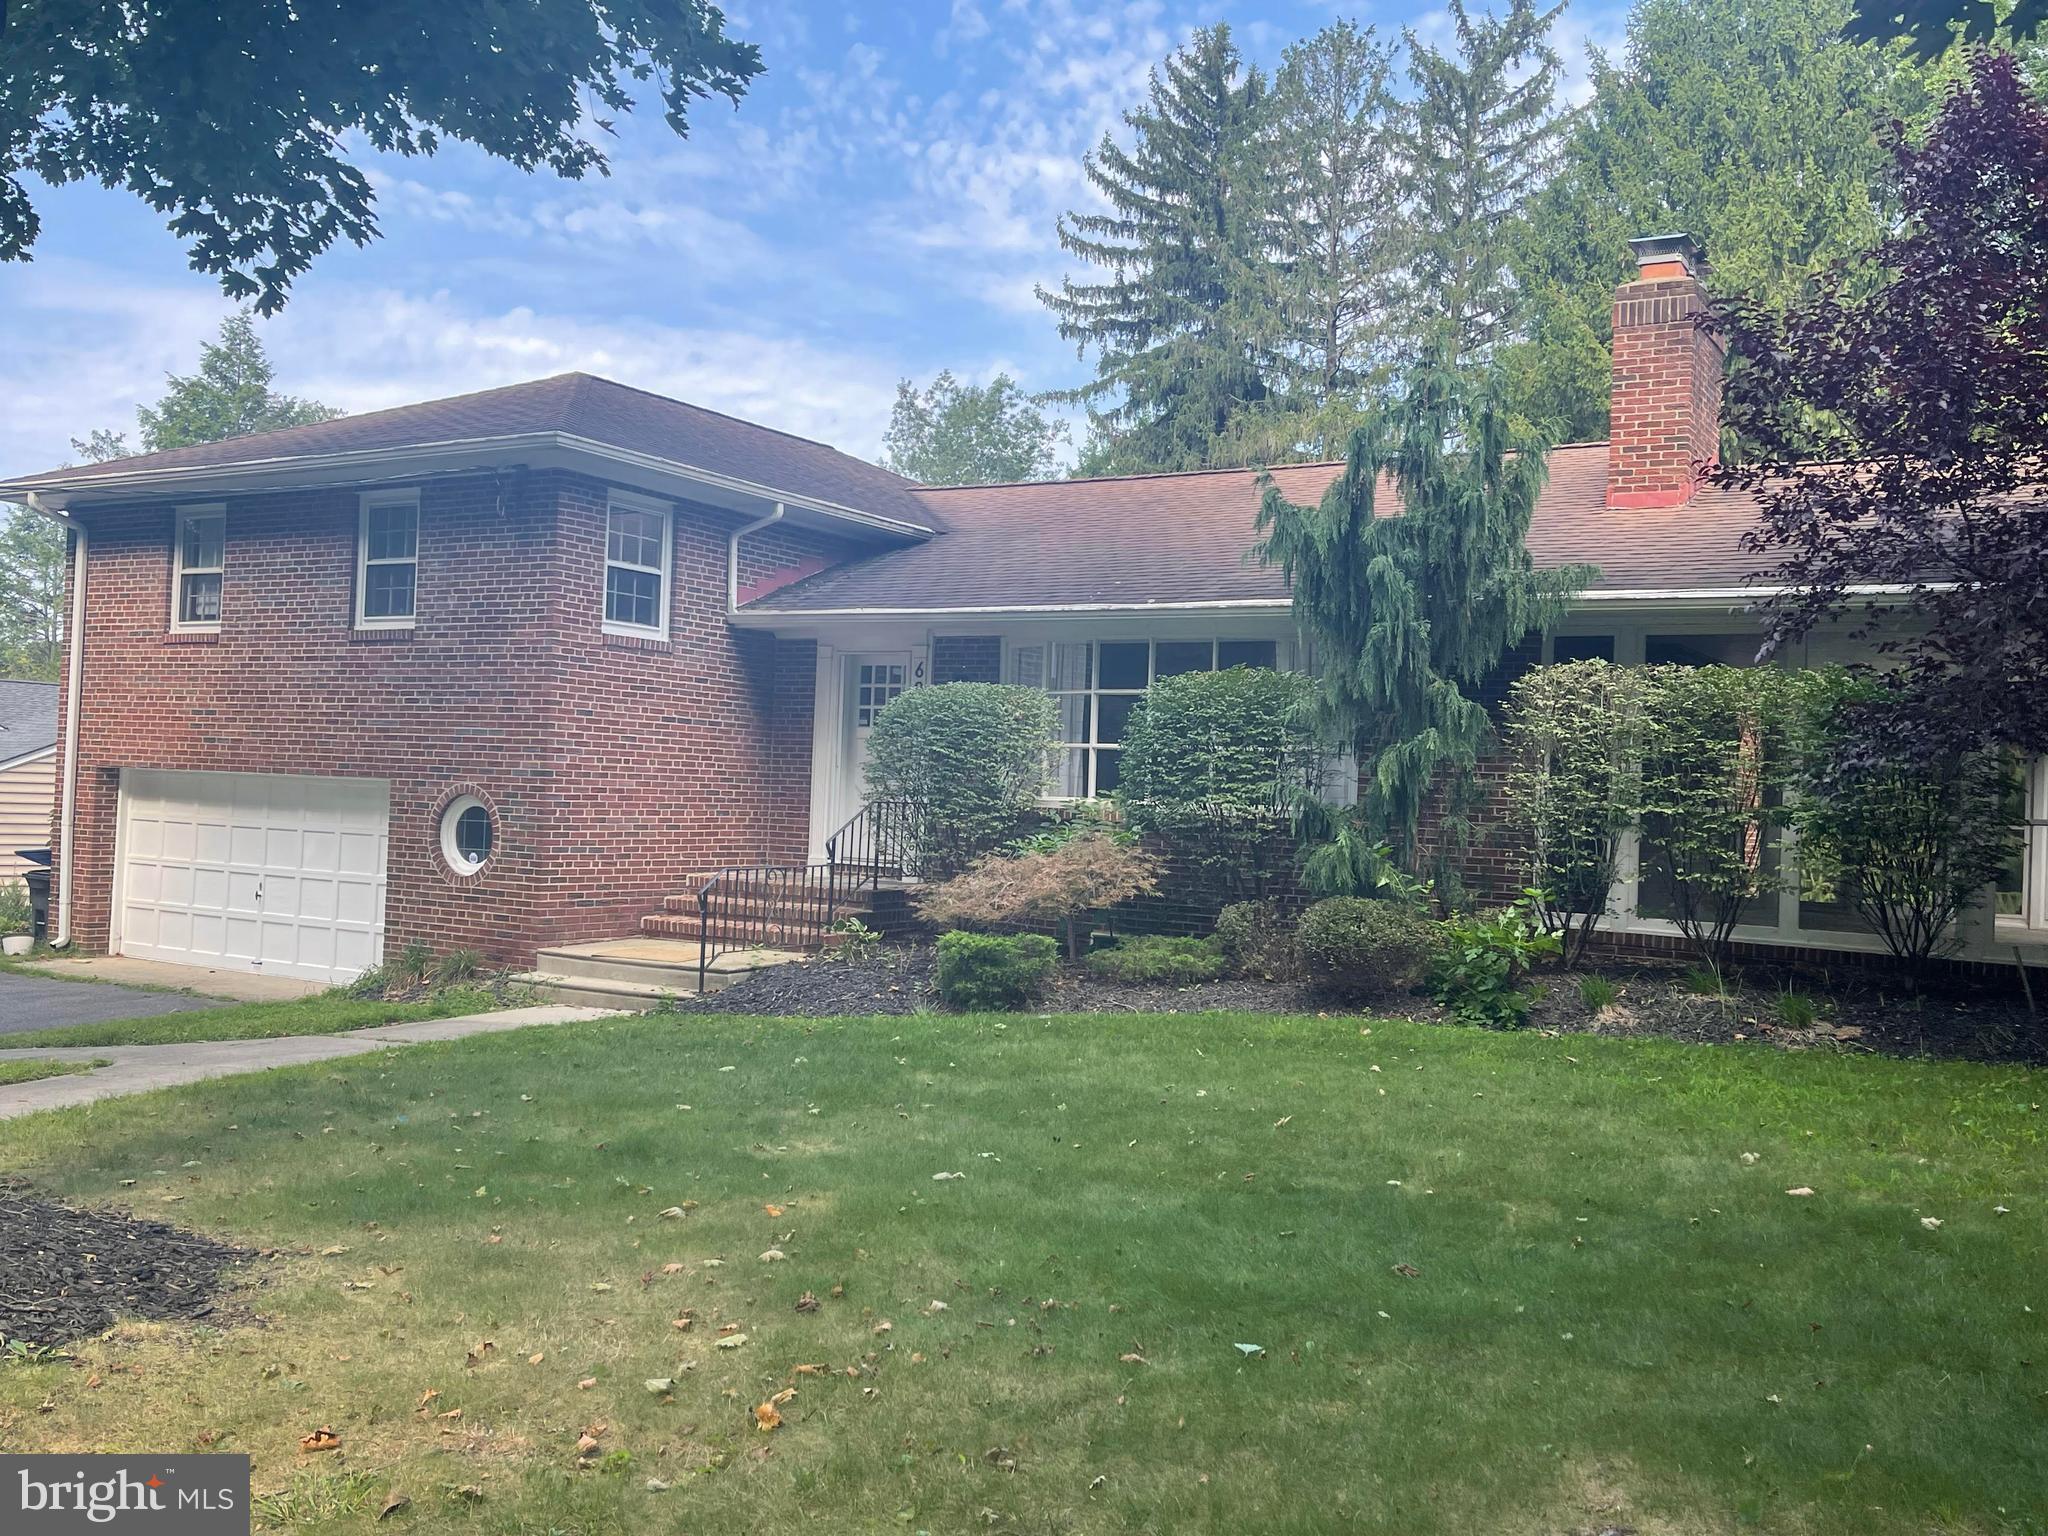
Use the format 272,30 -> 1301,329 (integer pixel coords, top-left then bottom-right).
439,795 -> 494,873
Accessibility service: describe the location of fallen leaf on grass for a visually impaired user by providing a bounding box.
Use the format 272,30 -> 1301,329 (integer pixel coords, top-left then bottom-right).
716,1333 -> 749,1350
1119,1352 -> 1148,1365
644,1378 -> 675,1395
527,1352 -> 544,1366
795,1291 -> 820,1314
577,1377 -> 597,1391
932,1171 -> 965,1181
436,1408 -> 463,1422
1785,1187 -> 1815,1197
319,1245 -> 350,1257
1392,1263 -> 1421,1279
764,1203 -> 785,1217
1920,1216 -> 1944,1230
794,1363 -> 829,1375
299,1427 -> 341,1453
657,1207 -> 686,1220
377,1490 -> 410,1520
416,1389 -> 440,1412
1233,1343 -> 1265,1358
754,1401 -> 782,1432
661,1262 -> 685,1275
760,1248 -> 786,1262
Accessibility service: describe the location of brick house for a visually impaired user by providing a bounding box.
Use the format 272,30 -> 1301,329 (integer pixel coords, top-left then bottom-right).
4,235 -> 2044,990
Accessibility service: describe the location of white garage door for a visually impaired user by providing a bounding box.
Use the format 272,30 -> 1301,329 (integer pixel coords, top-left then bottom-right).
117,769 -> 390,985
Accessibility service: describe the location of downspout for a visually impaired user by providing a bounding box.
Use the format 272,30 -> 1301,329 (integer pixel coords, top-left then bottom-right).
25,492 -> 84,948
727,502 -> 785,615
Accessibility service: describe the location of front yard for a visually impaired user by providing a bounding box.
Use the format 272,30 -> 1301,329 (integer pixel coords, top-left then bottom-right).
0,1010 -> 2040,1534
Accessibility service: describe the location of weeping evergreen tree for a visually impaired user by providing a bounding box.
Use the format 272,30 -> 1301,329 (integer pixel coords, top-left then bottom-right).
1038,26 -> 1270,475
1402,0 -> 1568,366
1255,342 -> 1591,895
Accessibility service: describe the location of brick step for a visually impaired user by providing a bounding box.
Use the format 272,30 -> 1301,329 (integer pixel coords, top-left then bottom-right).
640,911 -> 850,949
658,890 -> 871,920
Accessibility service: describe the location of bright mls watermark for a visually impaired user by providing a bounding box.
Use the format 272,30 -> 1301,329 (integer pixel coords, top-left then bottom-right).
3,1456 -> 249,1534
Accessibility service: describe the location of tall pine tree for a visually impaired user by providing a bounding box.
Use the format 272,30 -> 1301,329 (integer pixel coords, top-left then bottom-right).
1220,21 -> 1407,464
1039,26 -> 1269,475
1402,0 -> 1568,367
1255,345 -> 1588,893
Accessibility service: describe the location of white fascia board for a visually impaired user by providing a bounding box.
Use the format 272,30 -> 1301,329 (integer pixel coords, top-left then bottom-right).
733,582 -> 1935,629
2,433 -> 934,541
731,597 -> 1298,626
0,743 -> 56,775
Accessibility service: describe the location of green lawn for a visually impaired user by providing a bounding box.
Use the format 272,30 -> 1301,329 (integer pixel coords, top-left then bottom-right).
0,1055 -> 108,1085
0,1012 -> 2040,1535
0,986 -> 507,1049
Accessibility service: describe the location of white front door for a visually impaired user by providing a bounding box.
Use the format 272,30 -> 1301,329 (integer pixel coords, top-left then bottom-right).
116,769 -> 390,984
826,654 -> 910,844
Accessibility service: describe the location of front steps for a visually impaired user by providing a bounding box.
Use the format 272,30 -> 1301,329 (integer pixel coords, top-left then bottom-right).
513,938 -> 807,1010
636,875 -> 883,949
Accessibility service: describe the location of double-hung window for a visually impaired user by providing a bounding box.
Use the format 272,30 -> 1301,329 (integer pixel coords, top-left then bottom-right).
603,493 -> 672,637
171,505 -> 226,631
356,490 -> 419,629
1041,637 -> 1279,797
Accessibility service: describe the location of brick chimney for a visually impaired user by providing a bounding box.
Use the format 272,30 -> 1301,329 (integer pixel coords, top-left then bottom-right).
1606,233 -> 1726,509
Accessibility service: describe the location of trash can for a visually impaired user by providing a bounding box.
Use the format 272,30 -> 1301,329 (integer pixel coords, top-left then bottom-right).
16,847 -> 52,944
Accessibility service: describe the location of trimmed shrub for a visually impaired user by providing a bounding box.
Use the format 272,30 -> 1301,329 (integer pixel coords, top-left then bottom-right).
916,829 -> 1162,960
935,931 -> 1058,1010
1083,935 -> 1227,985
1787,670 -> 2019,978
863,683 -> 1057,878
1501,660 -> 1654,967
1295,897 -> 1439,1000
1212,899 -> 1295,980
1117,667 -> 1318,899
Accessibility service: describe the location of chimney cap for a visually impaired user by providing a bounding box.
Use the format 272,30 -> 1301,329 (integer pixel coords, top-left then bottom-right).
1629,232 -> 1705,277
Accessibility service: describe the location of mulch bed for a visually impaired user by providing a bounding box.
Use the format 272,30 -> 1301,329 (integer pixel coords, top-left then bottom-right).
673,944 -> 2045,1064
0,1189 -> 250,1349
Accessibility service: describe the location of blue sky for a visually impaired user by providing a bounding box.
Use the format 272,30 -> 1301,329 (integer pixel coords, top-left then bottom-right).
0,0 -> 1625,477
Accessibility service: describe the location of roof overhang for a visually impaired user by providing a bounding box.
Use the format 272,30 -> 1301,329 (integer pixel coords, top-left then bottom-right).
731,583 -> 1929,629
0,432 -> 936,542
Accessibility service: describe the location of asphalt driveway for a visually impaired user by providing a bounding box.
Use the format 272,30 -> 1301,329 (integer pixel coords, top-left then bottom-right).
0,971 -> 211,1036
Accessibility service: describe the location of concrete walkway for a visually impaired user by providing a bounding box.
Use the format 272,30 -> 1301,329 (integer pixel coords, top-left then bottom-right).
0,1005 -> 621,1119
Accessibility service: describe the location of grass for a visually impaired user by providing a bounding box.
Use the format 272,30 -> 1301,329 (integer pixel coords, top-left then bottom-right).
0,985 -> 508,1049
0,1056 -> 109,1085
0,1011 -> 2040,1535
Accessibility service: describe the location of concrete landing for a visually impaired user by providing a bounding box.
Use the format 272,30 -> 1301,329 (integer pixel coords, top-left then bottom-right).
515,938 -> 808,1008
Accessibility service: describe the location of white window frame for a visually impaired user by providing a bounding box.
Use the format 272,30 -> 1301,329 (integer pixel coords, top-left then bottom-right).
170,503 -> 226,633
355,489 -> 420,631
1999,754 -> 2048,935
1041,636 -> 1282,799
602,490 -> 673,639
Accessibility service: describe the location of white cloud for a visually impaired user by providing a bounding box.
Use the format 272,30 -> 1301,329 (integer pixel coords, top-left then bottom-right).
0,258 -> 906,471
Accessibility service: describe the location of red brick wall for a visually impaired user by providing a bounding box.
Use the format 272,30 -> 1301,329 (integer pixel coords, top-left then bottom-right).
1607,272 -> 1726,510
52,469 -> 850,970
931,635 -> 1002,684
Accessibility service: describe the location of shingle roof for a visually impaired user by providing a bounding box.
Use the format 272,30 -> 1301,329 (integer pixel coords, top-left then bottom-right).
6,373 -> 935,531
745,443 -> 1769,612
0,681 -> 57,762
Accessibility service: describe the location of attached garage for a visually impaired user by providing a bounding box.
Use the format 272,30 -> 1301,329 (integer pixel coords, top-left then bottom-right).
115,769 -> 389,985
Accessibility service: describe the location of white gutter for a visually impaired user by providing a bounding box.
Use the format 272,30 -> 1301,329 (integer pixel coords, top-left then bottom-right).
728,503 -> 786,614
730,582 -> 1941,624
24,492 -> 83,948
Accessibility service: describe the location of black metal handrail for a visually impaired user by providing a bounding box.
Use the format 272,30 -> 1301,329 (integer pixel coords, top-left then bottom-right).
824,797 -> 912,897
694,861 -> 839,992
